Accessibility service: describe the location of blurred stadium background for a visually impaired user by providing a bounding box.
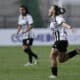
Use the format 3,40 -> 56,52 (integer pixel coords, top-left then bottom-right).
0,0 -> 80,80
0,0 -> 80,46
0,0 -> 80,28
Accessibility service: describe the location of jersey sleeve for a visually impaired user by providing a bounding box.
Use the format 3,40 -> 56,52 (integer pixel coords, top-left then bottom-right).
27,15 -> 33,25
18,15 -> 21,25
56,16 -> 65,25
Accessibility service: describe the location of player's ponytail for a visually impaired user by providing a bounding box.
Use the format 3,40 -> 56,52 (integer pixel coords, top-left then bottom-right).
59,7 -> 66,14
54,5 -> 66,16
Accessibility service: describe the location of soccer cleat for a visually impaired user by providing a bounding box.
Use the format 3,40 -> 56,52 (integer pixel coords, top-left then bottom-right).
49,75 -> 57,79
34,56 -> 39,64
24,62 -> 33,66
34,59 -> 38,64
76,48 -> 80,54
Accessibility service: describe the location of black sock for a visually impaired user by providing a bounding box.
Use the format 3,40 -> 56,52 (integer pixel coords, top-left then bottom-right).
24,48 -> 32,63
51,67 -> 57,76
24,48 -> 29,53
28,48 -> 38,59
68,50 -> 78,58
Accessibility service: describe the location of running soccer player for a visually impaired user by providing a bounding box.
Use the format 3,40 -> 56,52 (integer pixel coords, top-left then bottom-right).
48,5 -> 80,78
16,5 -> 38,66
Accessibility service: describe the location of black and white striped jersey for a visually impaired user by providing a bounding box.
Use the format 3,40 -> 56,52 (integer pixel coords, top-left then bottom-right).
18,14 -> 34,39
49,15 -> 67,41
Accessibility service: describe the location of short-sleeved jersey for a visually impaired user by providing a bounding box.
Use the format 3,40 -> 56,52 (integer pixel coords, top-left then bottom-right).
18,14 -> 33,39
49,15 -> 67,41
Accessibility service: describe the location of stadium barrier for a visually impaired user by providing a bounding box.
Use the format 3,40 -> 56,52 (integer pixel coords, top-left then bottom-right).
0,28 -> 80,46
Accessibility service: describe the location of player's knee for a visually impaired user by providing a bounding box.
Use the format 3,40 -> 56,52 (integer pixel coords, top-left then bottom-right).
50,52 -> 57,59
24,48 -> 29,53
58,58 -> 64,63
22,45 -> 29,49
24,48 -> 28,53
50,48 -> 57,57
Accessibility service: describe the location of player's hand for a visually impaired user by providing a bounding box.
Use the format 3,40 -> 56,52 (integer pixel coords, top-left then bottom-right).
70,28 -> 76,32
15,33 -> 18,39
22,31 -> 26,34
22,32 -> 25,34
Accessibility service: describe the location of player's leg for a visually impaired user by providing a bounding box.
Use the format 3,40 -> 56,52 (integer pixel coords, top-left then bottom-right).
49,48 -> 58,78
23,46 -> 33,64
56,40 -> 70,63
58,49 -> 79,63
28,38 -> 38,64
22,39 -> 33,66
57,40 -> 80,63
27,47 -> 38,64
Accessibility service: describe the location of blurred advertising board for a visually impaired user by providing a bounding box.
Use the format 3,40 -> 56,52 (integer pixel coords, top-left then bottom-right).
0,28 -> 80,46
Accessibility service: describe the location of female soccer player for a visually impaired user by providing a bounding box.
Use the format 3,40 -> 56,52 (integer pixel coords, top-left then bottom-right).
16,5 -> 38,66
48,5 -> 80,78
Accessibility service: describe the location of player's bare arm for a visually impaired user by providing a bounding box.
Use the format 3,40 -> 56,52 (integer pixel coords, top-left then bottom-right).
16,25 -> 22,36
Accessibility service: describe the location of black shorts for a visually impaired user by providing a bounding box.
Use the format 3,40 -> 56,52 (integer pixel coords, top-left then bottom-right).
52,40 -> 68,52
23,38 -> 33,46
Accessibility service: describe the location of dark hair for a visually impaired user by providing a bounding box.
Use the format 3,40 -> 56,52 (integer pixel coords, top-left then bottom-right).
54,5 -> 66,16
20,5 -> 29,15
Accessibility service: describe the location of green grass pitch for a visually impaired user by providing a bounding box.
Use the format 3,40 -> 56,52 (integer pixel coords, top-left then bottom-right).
0,46 -> 80,80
